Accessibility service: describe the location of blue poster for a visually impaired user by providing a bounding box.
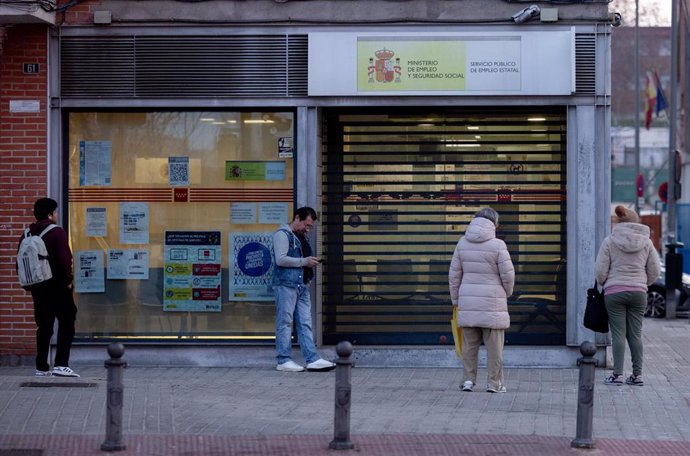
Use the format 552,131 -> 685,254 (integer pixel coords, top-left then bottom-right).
229,232 -> 274,301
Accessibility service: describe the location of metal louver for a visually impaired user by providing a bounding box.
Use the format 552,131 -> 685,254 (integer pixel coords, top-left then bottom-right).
575,33 -> 596,95
61,38 -> 136,97
60,35 -> 308,98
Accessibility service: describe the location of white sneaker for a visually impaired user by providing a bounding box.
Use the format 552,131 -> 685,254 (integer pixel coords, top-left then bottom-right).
306,358 -> 336,372
276,360 -> 305,372
487,384 -> 506,393
461,380 -> 474,392
52,366 -> 80,378
35,370 -> 51,377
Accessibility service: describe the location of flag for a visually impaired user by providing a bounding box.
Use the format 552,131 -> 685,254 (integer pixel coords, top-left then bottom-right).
644,71 -> 657,129
653,70 -> 668,117
644,70 -> 667,129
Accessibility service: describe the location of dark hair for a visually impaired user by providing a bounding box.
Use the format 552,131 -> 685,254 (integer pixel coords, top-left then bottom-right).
33,198 -> 58,221
294,206 -> 318,222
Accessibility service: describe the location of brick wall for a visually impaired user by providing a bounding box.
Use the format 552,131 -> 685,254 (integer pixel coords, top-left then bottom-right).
61,0 -> 100,25
0,24 -> 49,364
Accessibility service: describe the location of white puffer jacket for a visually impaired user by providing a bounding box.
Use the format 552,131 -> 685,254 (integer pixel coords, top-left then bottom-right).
595,222 -> 661,290
448,217 -> 515,329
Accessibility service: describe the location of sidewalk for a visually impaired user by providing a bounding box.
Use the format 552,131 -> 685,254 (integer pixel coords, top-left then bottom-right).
1,318 -> 690,455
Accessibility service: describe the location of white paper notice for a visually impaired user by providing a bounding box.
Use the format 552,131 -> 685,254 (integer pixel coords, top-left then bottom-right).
86,207 -> 107,237
231,202 -> 257,224
79,140 -> 112,186
107,249 -> 149,279
120,202 -> 149,244
259,203 -> 289,224
75,250 -> 105,293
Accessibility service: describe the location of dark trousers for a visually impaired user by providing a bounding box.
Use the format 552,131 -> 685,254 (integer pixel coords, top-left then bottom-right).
31,283 -> 77,371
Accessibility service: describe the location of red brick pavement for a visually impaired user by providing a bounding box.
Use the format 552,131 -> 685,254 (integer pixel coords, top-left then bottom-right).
3,434 -> 690,456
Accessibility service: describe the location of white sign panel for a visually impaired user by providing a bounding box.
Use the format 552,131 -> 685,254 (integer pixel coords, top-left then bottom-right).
308,29 -> 574,96
9,100 -> 40,113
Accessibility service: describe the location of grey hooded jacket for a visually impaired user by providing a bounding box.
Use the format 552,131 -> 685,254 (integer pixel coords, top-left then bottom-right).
595,222 -> 661,290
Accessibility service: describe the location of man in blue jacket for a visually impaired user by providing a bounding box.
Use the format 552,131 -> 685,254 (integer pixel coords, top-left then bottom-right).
272,207 -> 335,372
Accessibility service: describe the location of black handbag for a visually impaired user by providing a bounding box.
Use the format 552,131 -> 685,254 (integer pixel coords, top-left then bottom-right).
584,280 -> 609,333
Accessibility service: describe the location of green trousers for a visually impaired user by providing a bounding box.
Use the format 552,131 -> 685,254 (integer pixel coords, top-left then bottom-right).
604,291 -> 646,376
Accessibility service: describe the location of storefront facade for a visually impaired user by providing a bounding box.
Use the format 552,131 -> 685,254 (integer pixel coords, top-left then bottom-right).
2,1 -> 615,366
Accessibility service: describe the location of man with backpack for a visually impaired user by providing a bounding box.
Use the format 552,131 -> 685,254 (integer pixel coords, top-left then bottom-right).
17,198 -> 79,377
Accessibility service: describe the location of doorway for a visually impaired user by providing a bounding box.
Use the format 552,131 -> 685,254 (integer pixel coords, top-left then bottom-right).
321,107 -> 567,345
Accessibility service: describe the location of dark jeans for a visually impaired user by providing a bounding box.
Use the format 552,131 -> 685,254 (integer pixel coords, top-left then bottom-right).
31,283 -> 77,371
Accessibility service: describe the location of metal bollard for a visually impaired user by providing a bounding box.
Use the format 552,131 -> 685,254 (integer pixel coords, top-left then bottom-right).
101,342 -> 127,452
329,341 -> 354,450
571,341 -> 597,449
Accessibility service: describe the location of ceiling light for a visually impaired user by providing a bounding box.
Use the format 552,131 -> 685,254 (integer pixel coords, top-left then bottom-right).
467,126 -> 479,130
445,142 -> 480,148
244,120 -> 275,124
200,118 -> 216,121
528,117 -> 546,122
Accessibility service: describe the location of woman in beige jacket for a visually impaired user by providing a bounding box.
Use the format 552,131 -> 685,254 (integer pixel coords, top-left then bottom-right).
448,207 -> 515,393
595,206 -> 660,386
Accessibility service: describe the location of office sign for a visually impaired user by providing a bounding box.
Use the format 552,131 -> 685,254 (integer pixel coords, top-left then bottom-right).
309,29 -> 574,96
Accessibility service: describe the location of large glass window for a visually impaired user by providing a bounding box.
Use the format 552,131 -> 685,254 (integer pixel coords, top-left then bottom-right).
67,111 -> 295,341
322,108 -> 566,345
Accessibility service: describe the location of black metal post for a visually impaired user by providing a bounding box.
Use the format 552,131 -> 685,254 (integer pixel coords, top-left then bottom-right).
101,342 -> 127,452
571,341 -> 597,449
329,341 -> 354,450
665,241 -> 684,319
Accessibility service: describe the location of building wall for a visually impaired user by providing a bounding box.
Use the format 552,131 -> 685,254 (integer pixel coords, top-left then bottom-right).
1,0 -> 614,364
98,0 -> 608,24
0,24 -> 49,363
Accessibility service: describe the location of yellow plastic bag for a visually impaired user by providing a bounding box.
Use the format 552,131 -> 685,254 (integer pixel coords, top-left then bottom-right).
451,306 -> 462,358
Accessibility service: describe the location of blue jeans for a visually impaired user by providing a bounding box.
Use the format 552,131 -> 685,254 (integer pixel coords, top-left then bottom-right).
274,284 -> 319,365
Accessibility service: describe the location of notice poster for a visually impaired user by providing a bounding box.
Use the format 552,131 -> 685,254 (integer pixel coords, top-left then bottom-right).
230,202 -> 257,224
229,232 -> 274,301
107,249 -> 149,279
74,250 -> 105,293
86,207 -> 107,237
120,202 -> 149,244
79,140 -> 112,186
163,231 -> 222,312
259,203 -> 288,224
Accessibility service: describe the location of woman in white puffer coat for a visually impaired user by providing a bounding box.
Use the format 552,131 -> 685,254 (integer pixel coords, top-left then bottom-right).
448,207 -> 515,393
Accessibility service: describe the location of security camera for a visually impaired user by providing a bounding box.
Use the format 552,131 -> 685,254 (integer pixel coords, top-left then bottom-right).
609,12 -> 622,27
512,5 -> 540,24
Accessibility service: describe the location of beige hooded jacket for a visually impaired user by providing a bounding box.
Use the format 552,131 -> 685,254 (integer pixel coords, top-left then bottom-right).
595,222 -> 661,290
448,216 -> 515,329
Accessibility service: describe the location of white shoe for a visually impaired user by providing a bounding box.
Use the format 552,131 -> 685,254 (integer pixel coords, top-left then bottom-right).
35,370 -> 51,377
461,380 -> 474,392
306,358 -> 336,371
276,360 -> 305,372
487,384 -> 506,393
52,366 -> 80,378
